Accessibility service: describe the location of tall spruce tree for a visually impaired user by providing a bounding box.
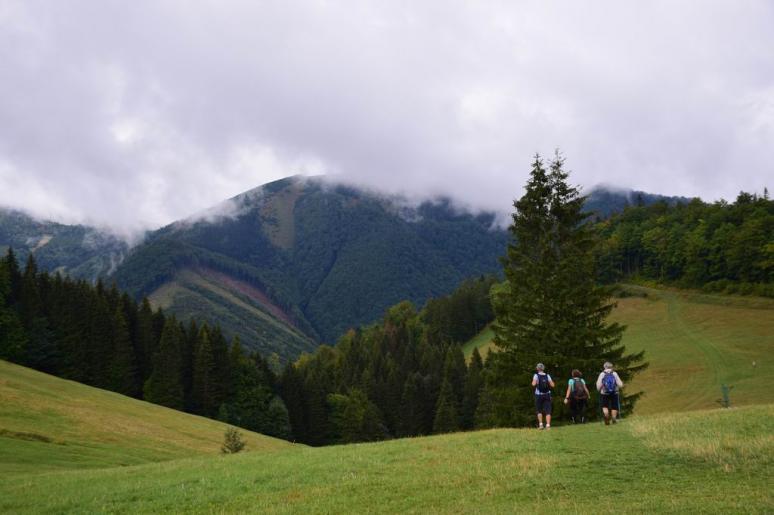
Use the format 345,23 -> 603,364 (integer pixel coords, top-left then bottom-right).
108,307 -> 139,397
192,326 -> 217,416
487,153 -> 646,426
398,372 -> 426,436
280,362 -> 306,442
461,347 -> 484,429
441,345 -> 467,416
432,378 -> 459,433
144,317 -> 184,409
0,256 -> 27,362
135,298 -> 156,383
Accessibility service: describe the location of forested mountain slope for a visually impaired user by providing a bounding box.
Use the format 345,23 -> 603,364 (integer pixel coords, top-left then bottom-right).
112,177 -> 508,357
0,209 -> 127,281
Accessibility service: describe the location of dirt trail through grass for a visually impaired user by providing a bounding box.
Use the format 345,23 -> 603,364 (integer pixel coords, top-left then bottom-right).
664,291 -> 724,409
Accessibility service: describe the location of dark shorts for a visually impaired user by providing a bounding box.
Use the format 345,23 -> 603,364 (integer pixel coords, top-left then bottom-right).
569,397 -> 588,414
601,393 -> 620,410
535,394 -> 552,414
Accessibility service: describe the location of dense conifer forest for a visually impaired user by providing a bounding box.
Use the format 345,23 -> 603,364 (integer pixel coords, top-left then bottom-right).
0,250 -> 291,439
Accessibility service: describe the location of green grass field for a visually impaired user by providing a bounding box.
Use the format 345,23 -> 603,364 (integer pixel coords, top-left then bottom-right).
464,286 -> 774,414
0,361 -> 290,477
1,402 -> 771,513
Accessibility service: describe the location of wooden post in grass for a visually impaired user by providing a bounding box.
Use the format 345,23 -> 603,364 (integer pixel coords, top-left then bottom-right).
718,384 -> 733,408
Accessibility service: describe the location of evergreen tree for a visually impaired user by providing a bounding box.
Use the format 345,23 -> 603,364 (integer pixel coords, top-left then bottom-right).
108,307 -> 139,397
135,298 -> 156,382
144,318 -> 184,409
280,362 -> 306,442
192,326 -> 217,416
86,290 -> 113,388
3,248 -> 22,307
432,378 -> 459,433
0,258 -> 27,362
488,153 -> 646,426
264,396 -> 292,440
461,347 -> 484,429
398,372 -> 426,436
328,389 -> 387,444
181,319 -> 199,411
221,427 -> 245,454
441,344 -> 467,416
209,325 -> 231,410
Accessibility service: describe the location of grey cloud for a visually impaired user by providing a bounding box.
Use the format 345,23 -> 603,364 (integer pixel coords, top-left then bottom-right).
0,0 -> 772,238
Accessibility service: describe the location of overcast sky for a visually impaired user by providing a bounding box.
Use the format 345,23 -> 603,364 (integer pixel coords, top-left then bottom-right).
1,1 -> 772,236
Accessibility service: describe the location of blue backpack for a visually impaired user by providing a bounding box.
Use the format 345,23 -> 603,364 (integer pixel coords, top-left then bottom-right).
602,372 -> 617,394
537,374 -> 550,394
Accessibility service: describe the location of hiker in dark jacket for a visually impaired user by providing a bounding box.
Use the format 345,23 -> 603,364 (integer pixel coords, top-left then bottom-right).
596,362 -> 624,425
563,369 -> 590,423
532,363 -> 555,430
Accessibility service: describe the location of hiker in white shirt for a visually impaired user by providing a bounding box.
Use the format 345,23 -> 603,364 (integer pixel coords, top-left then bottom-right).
531,363 -> 555,430
596,362 -> 624,425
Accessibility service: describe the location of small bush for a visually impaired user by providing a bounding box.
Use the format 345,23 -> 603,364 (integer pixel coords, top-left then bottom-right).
221,427 -> 245,454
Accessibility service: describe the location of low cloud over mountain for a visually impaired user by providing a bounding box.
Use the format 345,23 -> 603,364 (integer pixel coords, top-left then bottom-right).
1,1 -> 772,236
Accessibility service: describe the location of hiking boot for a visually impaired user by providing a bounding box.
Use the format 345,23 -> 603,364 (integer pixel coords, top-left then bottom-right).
604,417 -> 611,426
612,418 -> 618,425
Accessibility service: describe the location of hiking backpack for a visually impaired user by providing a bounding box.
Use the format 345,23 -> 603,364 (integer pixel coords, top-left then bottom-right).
572,379 -> 588,400
537,373 -> 550,394
602,372 -> 618,394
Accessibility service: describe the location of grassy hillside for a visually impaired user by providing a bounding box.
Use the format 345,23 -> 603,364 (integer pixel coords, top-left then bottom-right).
0,360 -> 290,476
148,267 -> 316,360
2,403 -> 771,513
463,286 -> 774,414
462,325 -> 495,359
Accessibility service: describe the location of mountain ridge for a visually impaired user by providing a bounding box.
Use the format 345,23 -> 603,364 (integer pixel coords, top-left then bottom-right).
1,177 -> 692,359
110,176 -> 509,357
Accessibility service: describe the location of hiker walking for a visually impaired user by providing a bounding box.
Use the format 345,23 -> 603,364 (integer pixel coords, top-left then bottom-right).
532,363 -> 555,430
596,362 -> 623,425
564,369 -> 590,423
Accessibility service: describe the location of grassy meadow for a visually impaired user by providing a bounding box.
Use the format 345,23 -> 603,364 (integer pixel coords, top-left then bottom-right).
464,285 -> 774,414
1,402 -> 771,513
0,361 -> 289,477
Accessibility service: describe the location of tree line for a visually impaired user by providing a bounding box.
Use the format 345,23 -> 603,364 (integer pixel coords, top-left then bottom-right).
0,249 -> 291,439
278,276 -> 495,445
0,245 -> 501,444
596,190 -> 773,296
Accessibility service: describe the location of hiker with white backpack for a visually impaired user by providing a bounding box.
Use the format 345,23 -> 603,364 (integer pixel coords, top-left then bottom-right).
596,362 -> 624,425
532,363 -> 555,430
563,369 -> 590,423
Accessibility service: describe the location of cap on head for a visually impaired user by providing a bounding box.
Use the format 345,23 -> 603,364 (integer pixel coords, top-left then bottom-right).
604,362 -> 613,370
536,363 -> 545,371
